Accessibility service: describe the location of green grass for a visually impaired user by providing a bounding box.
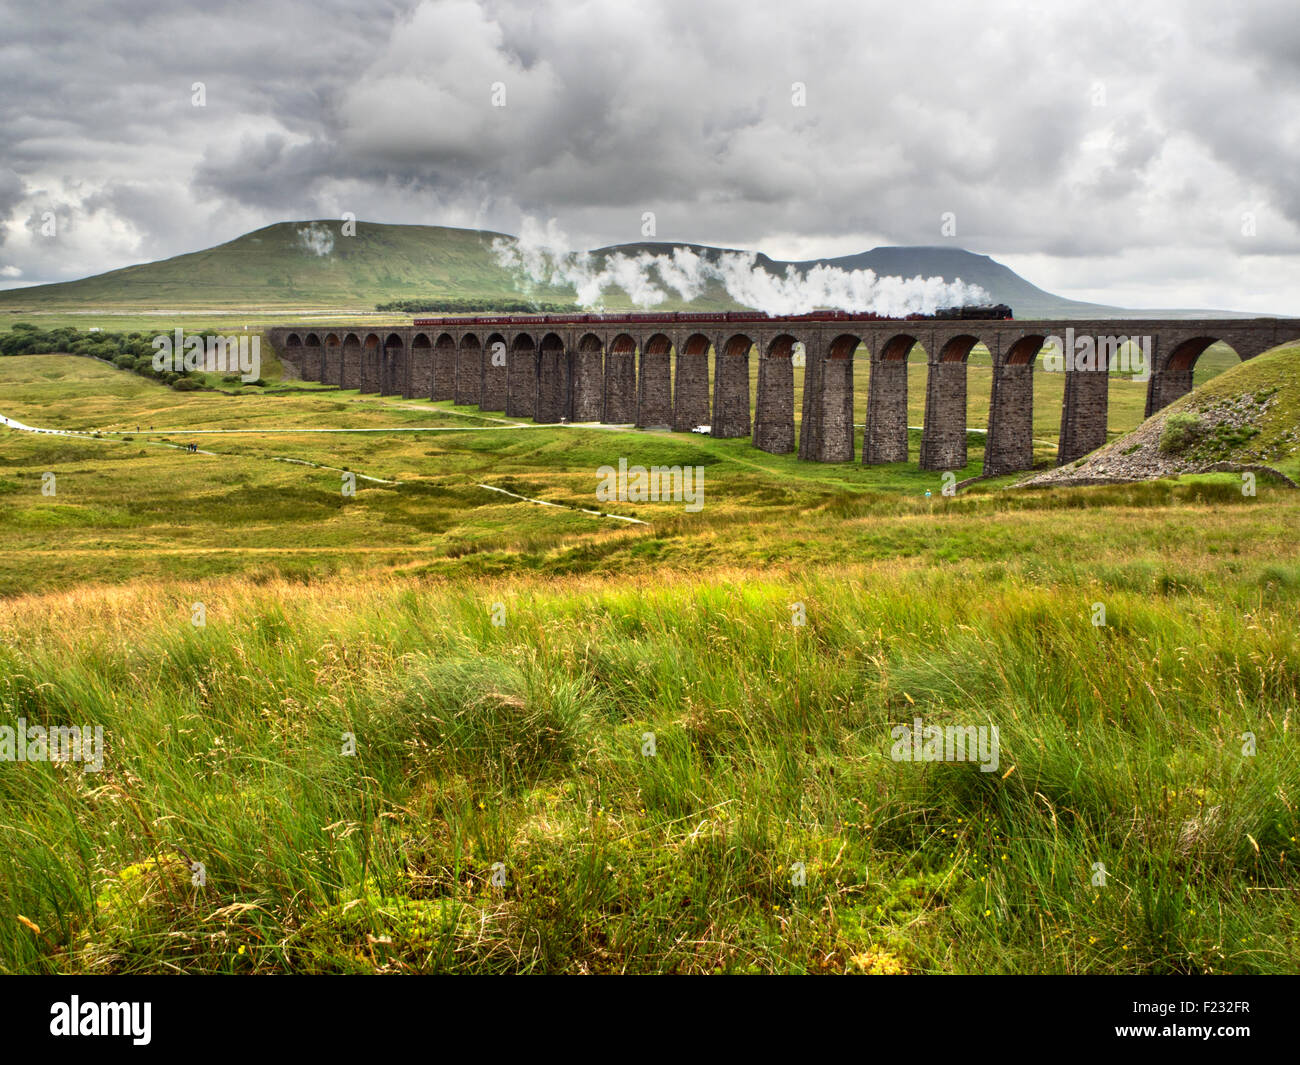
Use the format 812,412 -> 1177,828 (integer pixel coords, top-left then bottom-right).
0,567 -> 1296,974
0,350 -> 1287,597
1161,346 -> 1300,476
0,353 -> 1285,591
0,345 -> 1297,975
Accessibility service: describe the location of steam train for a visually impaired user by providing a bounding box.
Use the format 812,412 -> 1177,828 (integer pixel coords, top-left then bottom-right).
932,304 -> 1014,321
414,304 -> 1014,327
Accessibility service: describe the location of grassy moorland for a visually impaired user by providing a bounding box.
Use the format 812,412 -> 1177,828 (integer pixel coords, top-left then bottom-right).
0,347 -> 1247,594
0,344 -> 1296,975
0,221 -> 1112,315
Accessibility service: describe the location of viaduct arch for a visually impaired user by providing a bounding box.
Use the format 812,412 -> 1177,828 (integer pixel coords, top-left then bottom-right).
267,314 -> 1299,474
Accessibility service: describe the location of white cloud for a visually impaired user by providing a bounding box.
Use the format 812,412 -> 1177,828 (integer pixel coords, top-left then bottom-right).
0,0 -> 1296,312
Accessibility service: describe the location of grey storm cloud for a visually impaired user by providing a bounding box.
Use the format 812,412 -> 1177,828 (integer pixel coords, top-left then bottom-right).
0,0 -> 1297,311
0,168 -> 26,245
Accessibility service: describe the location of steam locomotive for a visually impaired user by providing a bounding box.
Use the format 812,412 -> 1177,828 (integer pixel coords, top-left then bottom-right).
932,304 -> 1014,321
415,304 -> 1013,327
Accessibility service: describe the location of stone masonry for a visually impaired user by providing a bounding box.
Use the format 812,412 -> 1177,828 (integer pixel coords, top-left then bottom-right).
636,345 -> 673,430
752,339 -> 795,454
712,336 -> 752,438
603,349 -> 637,423
267,316 -> 1298,474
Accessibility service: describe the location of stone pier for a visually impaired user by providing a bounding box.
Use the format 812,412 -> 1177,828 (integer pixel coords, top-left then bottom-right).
636,338 -> 673,429
480,335 -> 508,411
673,338 -> 711,431
863,338 -> 910,464
1145,368 -> 1192,418
983,336 -> 1037,475
919,337 -> 975,472
506,340 -> 537,417
455,340 -> 482,405
360,337 -> 380,393
712,335 -> 752,438
571,348 -> 604,421
536,344 -> 568,423
1058,351 -> 1110,465
342,336 -> 361,390
816,338 -> 855,462
409,336 -> 432,399
603,345 -> 637,423
432,337 -> 456,400
323,334 -> 342,386
753,337 -> 795,454
302,336 -> 323,381
382,335 -> 404,396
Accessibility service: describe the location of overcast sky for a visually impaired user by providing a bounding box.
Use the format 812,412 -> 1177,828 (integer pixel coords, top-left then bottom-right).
2,0 -> 1298,312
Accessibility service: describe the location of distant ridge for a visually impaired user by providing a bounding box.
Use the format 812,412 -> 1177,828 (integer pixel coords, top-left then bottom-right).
0,220 -> 1267,319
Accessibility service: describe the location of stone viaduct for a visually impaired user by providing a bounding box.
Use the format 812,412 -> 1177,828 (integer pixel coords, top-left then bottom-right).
265,314 -> 1298,474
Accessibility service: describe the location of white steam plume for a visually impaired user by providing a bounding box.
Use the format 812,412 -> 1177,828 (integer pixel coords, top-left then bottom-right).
491,218 -> 991,316
296,222 -> 335,257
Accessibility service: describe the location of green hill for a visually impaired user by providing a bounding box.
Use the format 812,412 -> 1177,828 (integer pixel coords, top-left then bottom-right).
0,223 -> 547,311
1022,342 -> 1300,486
2,219 -> 1280,319
0,220 -> 1139,318
802,246 -> 1113,318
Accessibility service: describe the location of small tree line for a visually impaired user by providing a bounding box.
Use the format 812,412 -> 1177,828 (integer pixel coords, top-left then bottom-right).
0,324 -> 263,390
374,298 -> 578,314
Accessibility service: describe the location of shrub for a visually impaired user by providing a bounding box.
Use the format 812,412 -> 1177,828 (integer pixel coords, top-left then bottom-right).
171,377 -> 202,391
1159,412 -> 1203,454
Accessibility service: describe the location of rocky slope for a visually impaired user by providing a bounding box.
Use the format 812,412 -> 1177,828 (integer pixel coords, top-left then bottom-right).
1019,344 -> 1300,488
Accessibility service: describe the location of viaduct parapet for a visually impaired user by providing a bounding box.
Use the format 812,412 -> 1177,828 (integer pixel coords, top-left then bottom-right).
265,314 -> 1298,474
